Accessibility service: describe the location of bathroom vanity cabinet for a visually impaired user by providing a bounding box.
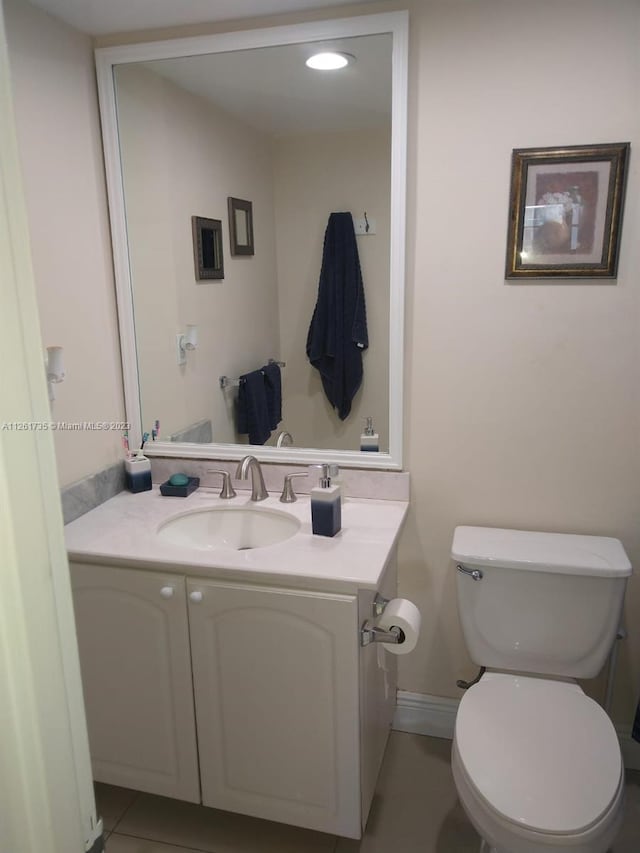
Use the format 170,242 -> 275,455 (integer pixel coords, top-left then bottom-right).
70,557 -> 398,839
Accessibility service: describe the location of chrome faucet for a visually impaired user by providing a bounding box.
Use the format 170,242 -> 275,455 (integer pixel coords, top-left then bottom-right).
276,430 -> 294,448
235,455 -> 268,501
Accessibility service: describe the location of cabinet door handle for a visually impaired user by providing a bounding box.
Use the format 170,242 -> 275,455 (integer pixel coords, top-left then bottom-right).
189,590 -> 203,604
160,586 -> 174,599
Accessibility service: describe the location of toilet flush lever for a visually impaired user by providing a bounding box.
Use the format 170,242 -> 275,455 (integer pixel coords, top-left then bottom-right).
457,564 -> 483,581
457,666 -> 486,690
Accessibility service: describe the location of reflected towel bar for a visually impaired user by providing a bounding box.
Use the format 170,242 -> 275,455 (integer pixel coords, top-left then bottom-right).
220,359 -> 285,389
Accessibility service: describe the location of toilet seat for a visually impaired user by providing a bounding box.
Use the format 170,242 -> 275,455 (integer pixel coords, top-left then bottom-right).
454,672 -> 622,837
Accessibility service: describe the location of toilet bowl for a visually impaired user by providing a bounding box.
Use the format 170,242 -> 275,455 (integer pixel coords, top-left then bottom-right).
450,526 -> 632,853
451,672 -> 624,853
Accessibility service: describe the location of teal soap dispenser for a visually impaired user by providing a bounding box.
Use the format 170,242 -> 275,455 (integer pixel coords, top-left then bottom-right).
310,464 -> 342,537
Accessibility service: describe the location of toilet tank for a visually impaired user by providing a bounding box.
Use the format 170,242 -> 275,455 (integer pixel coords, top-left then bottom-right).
451,526 -> 631,678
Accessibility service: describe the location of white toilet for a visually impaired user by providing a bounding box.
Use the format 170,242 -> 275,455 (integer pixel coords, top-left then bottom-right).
450,525 -> 632,853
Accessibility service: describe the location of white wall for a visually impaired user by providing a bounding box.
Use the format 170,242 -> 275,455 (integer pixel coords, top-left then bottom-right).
5,0 -> 125,487
273,127 -> 391,451
116,65 -> 281,444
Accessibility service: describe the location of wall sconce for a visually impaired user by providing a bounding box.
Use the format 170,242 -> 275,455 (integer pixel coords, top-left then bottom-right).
177,325 -> 198,365
45,345 -> 65,402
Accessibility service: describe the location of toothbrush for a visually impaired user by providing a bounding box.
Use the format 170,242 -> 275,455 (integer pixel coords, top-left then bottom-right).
140,431 -> 150,450
123,431 -> 130,457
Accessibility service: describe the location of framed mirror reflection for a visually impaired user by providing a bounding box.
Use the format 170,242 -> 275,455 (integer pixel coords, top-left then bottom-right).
192,216 -> 224,279
228,197 -> 254,256
96,12 -> 407,468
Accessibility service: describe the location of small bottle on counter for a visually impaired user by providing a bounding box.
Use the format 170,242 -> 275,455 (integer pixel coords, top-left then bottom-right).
310,464 -> 341,537
360,416 -> 379,452
125,449 -> 152,493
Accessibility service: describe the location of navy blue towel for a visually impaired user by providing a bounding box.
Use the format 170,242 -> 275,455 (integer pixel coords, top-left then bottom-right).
306,212 -> 368,421
633,700 -> 640,743
262,362 -> 282,430
236,369 -> 271,445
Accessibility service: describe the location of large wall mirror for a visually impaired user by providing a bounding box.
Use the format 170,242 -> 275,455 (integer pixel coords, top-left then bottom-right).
96,12 -> 407,468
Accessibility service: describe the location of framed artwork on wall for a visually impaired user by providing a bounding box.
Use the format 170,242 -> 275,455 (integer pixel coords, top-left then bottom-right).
228,197 -> 254,256
192,216 -> 224,280
505,142 -> 630,280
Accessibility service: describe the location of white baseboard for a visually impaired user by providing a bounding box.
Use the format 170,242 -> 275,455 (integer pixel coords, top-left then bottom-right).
393,690 -> 459,740
393,690 -> 640,771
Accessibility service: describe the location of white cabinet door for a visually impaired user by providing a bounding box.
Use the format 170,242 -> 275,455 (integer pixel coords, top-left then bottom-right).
71,563 -> 200,802
187,579 -> 361,837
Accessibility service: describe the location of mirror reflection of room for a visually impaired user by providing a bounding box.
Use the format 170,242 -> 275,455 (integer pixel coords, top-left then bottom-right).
114,33 -> 391,452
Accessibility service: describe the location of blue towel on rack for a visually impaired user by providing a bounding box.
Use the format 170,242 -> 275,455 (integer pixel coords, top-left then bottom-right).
306,212 -> 368,421
236,369 -> 271,445
633,701 -> 640,743
262,362 -> 282,430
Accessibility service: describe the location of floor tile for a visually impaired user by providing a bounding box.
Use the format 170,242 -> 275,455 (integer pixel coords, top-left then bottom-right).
336,732 -> 479,853
97,734 -> 640,853
116,792 -> 336,853
106,835 -> 206,853
95,783 -> 139,833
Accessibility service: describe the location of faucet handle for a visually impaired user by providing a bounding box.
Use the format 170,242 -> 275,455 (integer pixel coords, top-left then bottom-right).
207,469 -> 237,499
280,472 -> 307,503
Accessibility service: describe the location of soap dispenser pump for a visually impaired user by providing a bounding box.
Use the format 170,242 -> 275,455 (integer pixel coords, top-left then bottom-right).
360,416 -> 379,452
310,464 -> 342,537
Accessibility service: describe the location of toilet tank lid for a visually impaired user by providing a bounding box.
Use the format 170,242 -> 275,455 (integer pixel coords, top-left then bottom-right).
452,526 -> 632,578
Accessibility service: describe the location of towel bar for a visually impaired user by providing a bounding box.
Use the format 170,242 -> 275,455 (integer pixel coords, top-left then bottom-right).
219,359 -> 285,390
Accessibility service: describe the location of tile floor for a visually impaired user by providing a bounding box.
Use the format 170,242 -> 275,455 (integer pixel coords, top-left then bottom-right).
99,732 -> 640,853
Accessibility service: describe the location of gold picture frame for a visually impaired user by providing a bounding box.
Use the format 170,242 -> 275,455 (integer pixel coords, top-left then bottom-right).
505,142 -> 630,280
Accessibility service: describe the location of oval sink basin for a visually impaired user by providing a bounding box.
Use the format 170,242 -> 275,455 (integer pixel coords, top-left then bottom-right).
157,505 -> 300,551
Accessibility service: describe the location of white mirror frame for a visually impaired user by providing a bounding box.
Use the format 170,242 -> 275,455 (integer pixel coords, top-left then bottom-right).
96,11 -> 408,470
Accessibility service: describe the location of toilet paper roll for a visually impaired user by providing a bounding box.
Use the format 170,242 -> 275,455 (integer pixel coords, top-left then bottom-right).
376,598 -> 421,655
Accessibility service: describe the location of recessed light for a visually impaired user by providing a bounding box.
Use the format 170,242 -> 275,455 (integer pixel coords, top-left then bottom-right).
305,52 -> 354,71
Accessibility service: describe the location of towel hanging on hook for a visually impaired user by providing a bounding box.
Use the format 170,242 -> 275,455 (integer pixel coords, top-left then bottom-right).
306,212 -> 369,420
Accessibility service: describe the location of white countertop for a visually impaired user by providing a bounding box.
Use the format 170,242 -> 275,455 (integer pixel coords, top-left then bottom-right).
65,488 -> 409,593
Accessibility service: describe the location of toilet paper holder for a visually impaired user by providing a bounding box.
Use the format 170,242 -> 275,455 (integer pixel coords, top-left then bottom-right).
360,622 -> 404,646
373,593 -> 390,616
361,595 -> 405,646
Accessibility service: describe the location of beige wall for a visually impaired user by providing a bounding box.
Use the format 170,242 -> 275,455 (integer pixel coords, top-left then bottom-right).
116,65 -> 280,443
273,127 -> 391,452
398,0 -> 640,724
8,0 -> 640,731
5,0 -> 124,487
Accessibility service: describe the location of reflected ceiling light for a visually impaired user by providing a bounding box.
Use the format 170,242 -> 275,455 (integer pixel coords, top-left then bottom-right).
305,51 -> 354,71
